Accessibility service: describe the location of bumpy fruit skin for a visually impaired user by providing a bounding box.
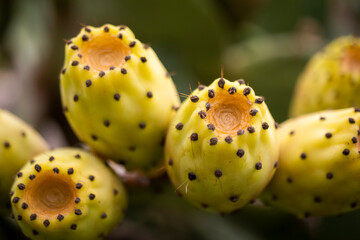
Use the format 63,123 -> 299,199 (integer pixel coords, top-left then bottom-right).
290,36 -> 360,117
262,108 -> 360,217
10,148 -> 127,240
60,24 -> 180,175
165,78 -> 278,213
0,109 -> 49,212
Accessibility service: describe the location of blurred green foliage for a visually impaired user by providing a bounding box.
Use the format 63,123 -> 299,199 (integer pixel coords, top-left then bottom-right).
1,0 -> 360,239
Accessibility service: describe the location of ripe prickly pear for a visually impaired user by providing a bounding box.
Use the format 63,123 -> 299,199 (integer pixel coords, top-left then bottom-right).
261,108 -> 360,217
10,148 -> 127,239
60,24 -> 180,176
290,36 -> 360,117
165,78 -> 278,213
0,109 -> 49,212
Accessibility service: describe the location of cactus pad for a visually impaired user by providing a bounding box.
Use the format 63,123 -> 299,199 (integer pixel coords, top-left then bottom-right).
290,36 -> 360,117
10,148 -> 127,239
165,78 -> 278,213
262,108 -> 360,217
0,109 -> 49,212
60,24 -> 180,175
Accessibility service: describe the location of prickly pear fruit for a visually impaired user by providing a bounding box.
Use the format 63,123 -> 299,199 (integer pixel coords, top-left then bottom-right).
10,148 -> 127,240
290,36 -> 360,117
165,78 -> 279,213
60,24 -> 180,175
262,108 -> 360,217
0,109 -> 49,212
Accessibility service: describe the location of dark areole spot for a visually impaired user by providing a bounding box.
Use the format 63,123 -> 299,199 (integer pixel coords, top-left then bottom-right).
18,183 -> 25,190
255,98 -> 264,104
237,129 -> 245,135
198,110 -> 207,119
247,126 -> 255,133
85,80 -> 92,87
349,118 -> 356,124
168,158 -> 173,166
255,162 -> 262,170
147,91 -> 153,98
249,109 -> 258,116
99,71 -> 105,77
262,122 -> 269,130
208,89 -> 215,98
237,79 -> 245,85
57,214 -> 64,221
188,172 -> 196,181
326,172 -> 333,179
190,95 -> 199,102
218,78 -> 225,88
228,87 -> 237,94
237,149 -> 245,158
89,193 -> 96,200
175,123 -> 183,130
210,137 -> 218,145
343,149 -> 350,155
243,87 -> 251,96
214,170 -> 222,178
190,133 -> 198,141
73,94 -> 79,102
225,136 -> 233,143
207,124 -> 215,131
114,93 -> 121,101
104,120 -> 110,127
229,196 -> 239,202
35,164 -> 41,172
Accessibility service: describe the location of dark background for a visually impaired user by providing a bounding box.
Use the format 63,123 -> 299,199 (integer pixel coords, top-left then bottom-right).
0,0 -> 360,239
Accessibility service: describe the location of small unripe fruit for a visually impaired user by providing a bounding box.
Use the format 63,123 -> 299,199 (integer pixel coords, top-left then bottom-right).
165,78 -> 278,213
60,24 -> 180,176
291,36 -> 360,116
0,110 -> 49,213
10,148 -> 127,239
262,108 -> 360,217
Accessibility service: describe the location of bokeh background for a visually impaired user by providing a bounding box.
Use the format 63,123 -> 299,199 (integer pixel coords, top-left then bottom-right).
1,0 -> 360,239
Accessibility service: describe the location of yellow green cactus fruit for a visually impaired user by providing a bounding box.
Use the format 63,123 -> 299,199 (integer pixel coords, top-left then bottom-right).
262,108 -> 360,217
0,109 -> 49,212
165,78 -> 279,213
10,148 -> 127,240
60,24 -> 180,175
290,36 -> 360,117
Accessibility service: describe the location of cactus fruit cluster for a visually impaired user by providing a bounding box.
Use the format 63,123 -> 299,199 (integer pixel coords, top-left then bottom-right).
60,24 -> 180,175
262,108 -> 360,217
0,109 -> 49,212
7,20 -> 360,239
290,36 -> 360,117
10,148 -> 127,240
165,78 -> 279,213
